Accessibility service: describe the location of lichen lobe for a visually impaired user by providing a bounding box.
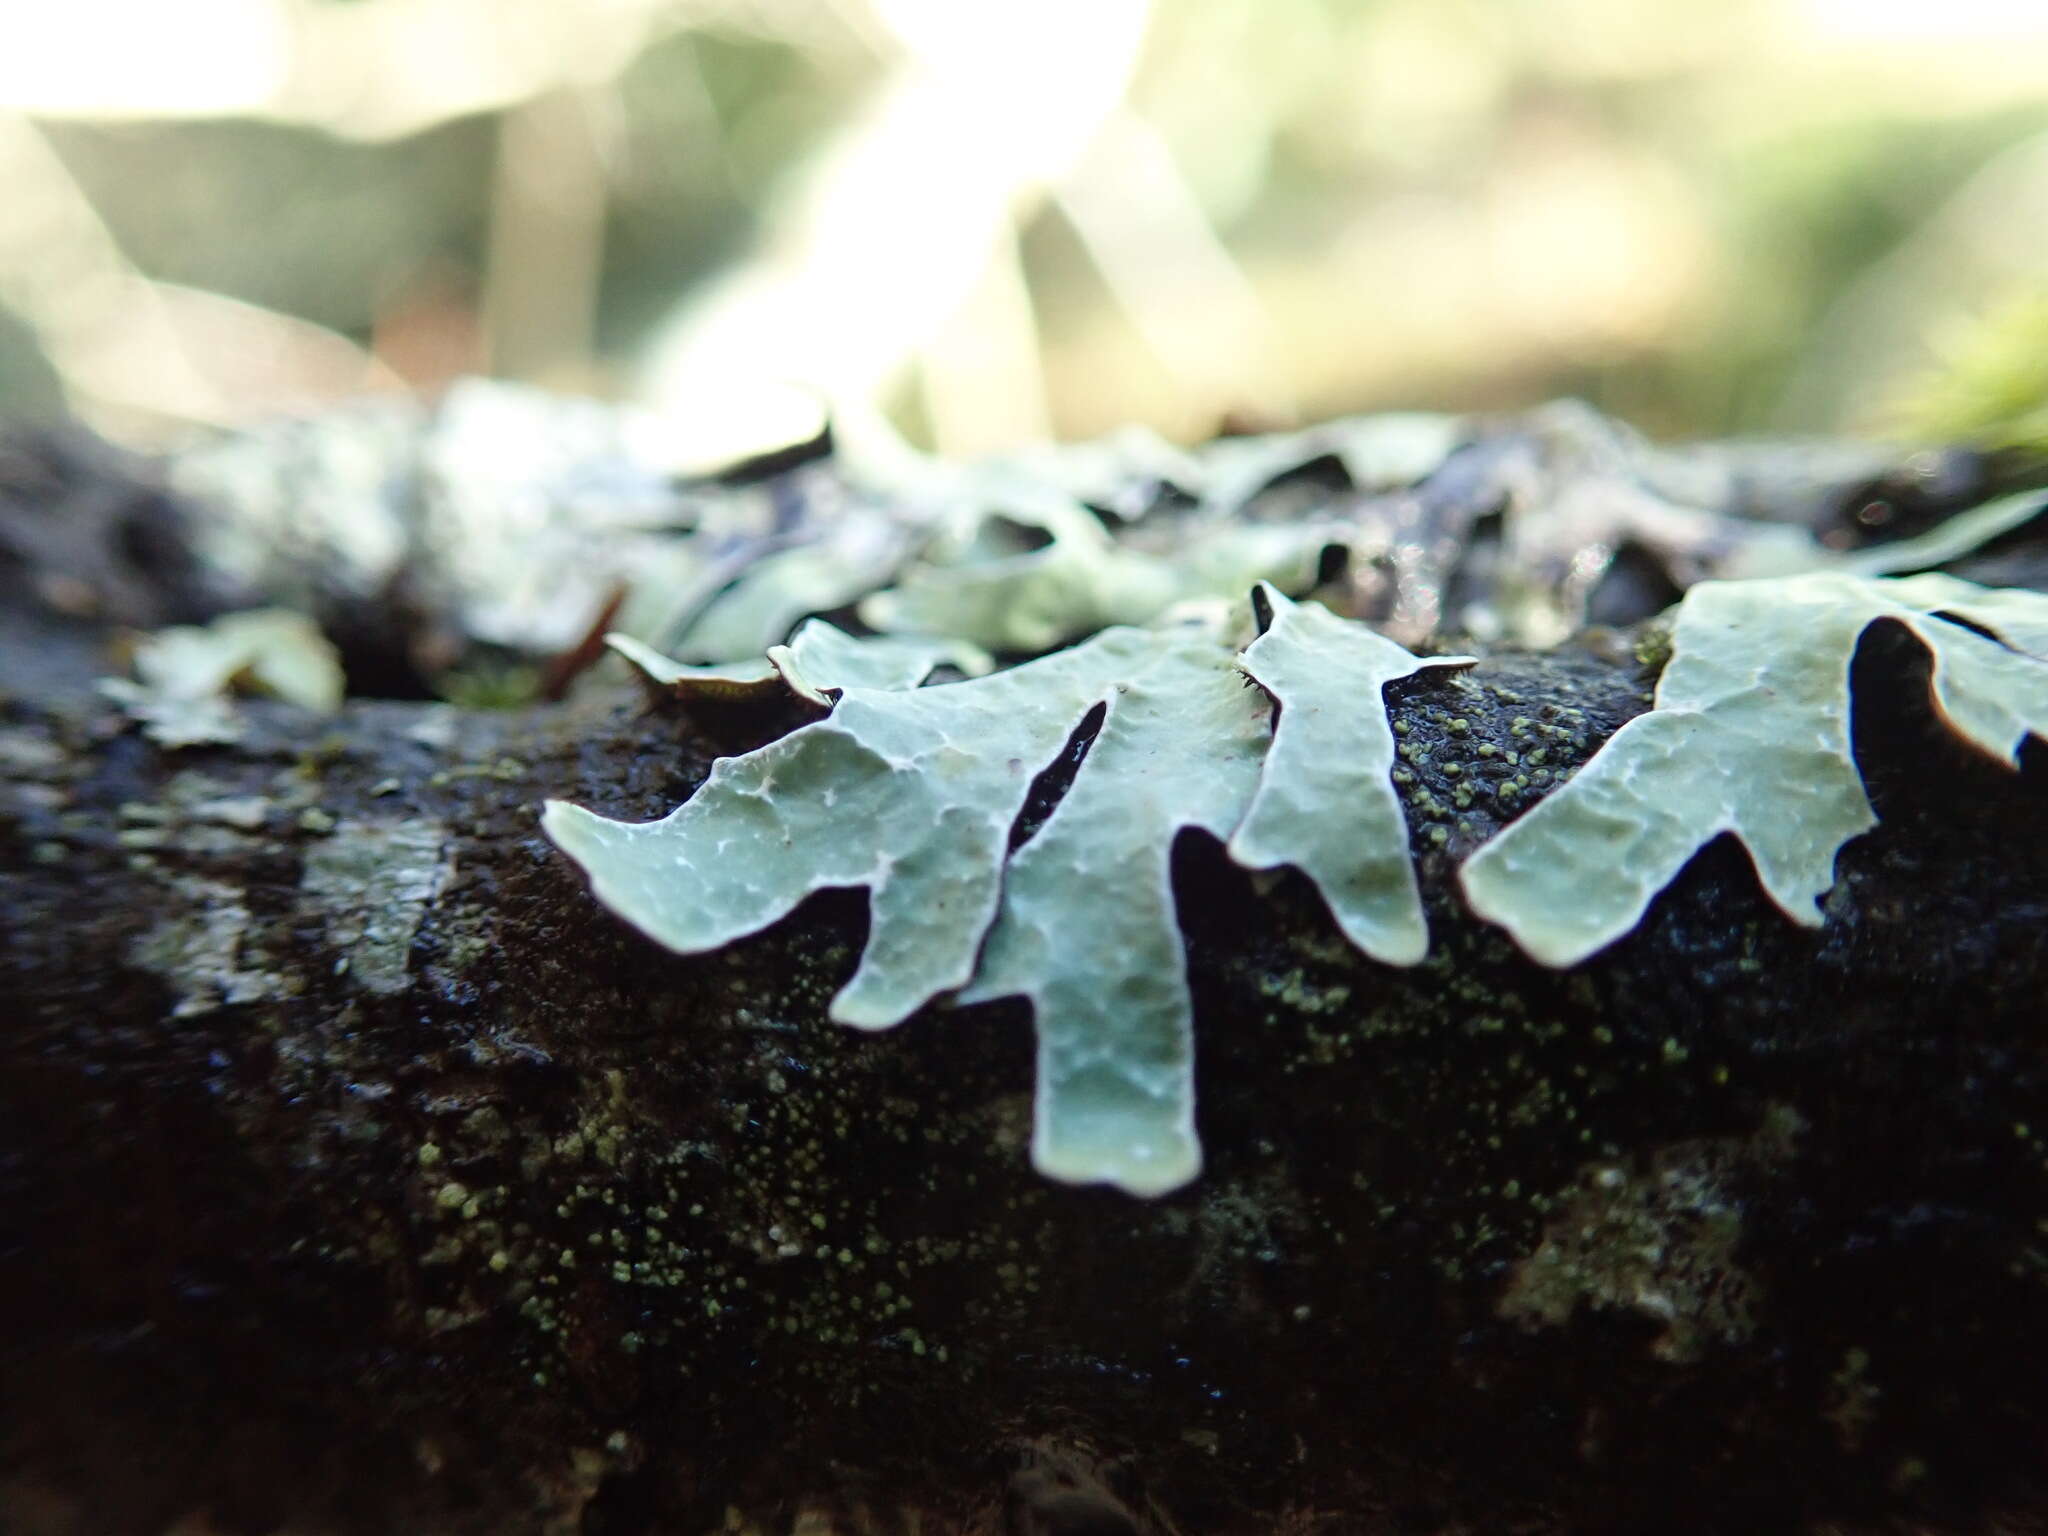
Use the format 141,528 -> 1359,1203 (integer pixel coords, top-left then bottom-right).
544,595 -> 1474,1195
1462,572 -> 2048,965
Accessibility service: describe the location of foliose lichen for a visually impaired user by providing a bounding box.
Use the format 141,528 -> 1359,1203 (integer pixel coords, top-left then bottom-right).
1463,571 -> 2048,965
544,585 -> 1469,1195
548,549 -> 2048,1199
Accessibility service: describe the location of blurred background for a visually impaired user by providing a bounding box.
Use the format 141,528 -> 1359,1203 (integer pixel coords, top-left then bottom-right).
5,0 -> 2048,462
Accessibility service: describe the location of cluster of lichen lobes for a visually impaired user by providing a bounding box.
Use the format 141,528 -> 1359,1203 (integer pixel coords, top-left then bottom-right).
376,606 -> 2048,1441
1464,572 -> 2048,965
543,586 -> 1473,1198
454,638 -> 1693,1419
431,746 -> 1792,1452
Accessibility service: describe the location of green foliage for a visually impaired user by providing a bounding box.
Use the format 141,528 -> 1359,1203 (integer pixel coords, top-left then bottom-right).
435,659 -> 542,711
1888,286 -> 2048,458
1461,573 -> 2048,966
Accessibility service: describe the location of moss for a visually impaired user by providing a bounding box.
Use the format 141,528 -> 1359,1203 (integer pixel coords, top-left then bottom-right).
1632,617 -> 1675,675
1385,646 -> 1635,863
1493,1106 -> 1804,1362
373,912 -> 1063,1420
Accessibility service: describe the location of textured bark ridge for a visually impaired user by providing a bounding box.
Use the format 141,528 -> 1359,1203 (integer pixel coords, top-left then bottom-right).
3,411 -> 2047,1534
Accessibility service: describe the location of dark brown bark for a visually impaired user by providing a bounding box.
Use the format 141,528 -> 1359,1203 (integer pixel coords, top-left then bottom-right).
5,605 -> 2047,1536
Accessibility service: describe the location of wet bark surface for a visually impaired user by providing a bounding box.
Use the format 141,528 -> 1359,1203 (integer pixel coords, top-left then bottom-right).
5,602 -> 2046,1535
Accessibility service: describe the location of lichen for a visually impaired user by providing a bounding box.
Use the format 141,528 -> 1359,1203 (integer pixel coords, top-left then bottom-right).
544,589 -> 1470,1195
132,873 -> 292,1017
1462,572 -> 2048,966
545,524 -> 2048,1208
606,619 -> 991,707
299,818 -> 453,996
858,491 -> 1334,655
1229,588 -> 1473,963
99,607 -> 343,747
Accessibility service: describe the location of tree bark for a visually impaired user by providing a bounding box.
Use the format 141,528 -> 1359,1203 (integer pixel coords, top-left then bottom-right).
5,599 -> 2047,1536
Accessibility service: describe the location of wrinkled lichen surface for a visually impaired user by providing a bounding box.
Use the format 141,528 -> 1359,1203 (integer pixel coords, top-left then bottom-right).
7,615 -> 2047,1533
7,406 -> 2048,1534
545,572 -> 2046,1204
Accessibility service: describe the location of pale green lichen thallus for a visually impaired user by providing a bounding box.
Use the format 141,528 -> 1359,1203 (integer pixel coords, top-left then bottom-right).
549,569 -> 2048,1192
544,590 -> 1470,1196
1462,572 -> 2048,965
